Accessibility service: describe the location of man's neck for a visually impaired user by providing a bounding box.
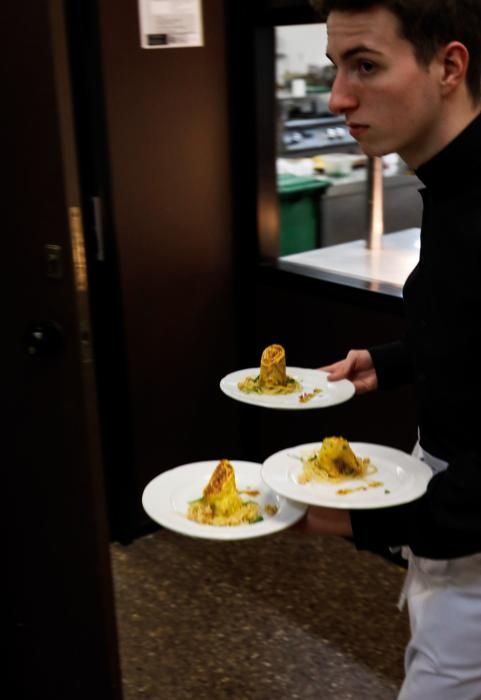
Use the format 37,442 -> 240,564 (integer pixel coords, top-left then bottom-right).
402,95 -> 481,170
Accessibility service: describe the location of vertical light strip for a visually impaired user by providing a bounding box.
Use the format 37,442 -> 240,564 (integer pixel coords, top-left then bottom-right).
69,206 -> 88,292
367,156 -> 384,250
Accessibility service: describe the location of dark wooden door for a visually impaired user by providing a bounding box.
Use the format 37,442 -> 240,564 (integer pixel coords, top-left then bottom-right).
6,2 -> 122,698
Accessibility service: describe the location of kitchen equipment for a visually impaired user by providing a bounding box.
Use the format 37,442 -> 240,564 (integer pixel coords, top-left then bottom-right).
280,114 -> 358,156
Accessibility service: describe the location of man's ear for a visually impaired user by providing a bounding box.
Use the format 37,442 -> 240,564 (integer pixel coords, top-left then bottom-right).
439,41 -> 469,95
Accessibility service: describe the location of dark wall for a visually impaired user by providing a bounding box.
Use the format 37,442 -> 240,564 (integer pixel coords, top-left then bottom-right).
95,0 -> 243,533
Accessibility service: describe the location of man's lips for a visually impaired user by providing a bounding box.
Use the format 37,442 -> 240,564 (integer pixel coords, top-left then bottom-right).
347,123 -> 369,137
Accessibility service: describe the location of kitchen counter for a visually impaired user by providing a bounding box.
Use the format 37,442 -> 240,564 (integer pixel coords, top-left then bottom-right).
277,228 -> 421,298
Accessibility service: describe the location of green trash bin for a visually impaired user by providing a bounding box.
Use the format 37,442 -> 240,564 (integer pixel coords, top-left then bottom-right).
277,174 -> 330,256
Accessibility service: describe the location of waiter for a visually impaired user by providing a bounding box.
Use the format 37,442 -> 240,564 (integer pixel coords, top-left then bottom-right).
299,1 -> 481,698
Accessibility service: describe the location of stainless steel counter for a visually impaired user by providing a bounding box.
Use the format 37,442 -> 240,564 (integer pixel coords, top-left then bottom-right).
278,228 -> 421,296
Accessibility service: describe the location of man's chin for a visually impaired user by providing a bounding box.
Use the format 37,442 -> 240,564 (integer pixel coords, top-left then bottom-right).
358,143 -> 387,158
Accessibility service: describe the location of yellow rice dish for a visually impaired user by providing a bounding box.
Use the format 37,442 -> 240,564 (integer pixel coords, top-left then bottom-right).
187,459 -> 262,526
237,344 -> 301,395
299,436 -> 374,484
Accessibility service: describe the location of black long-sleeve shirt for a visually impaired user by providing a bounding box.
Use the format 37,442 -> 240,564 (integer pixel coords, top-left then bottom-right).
350,113 -> 481,559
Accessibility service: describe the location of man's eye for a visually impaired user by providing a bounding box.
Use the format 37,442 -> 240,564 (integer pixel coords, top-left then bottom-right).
359,61 -> 376,74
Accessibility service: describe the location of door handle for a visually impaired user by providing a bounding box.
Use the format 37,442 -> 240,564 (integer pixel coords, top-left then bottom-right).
24,321 -> 63,357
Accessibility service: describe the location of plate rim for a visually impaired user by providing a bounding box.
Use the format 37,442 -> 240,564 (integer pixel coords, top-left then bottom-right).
219,366 -> 355,411
261,442 -> 433,509
142,459 -> 307,540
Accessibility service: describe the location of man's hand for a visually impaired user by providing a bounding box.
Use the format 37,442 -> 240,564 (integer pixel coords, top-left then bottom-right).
320,348 -> 378,395
293,506 -> 353,536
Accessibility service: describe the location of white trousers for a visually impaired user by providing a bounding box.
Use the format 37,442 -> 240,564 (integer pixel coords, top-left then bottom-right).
397,446 -> 481,700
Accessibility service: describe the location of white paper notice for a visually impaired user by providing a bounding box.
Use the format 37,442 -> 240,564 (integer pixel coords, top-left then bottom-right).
138,0 -> 204,49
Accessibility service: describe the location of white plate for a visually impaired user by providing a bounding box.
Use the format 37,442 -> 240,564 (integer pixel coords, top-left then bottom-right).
219,367 -> 355,410
261,442 -> 433,509
142,460 -> 307,540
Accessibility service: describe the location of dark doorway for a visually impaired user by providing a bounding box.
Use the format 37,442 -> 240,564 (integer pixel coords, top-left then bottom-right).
7,2 -> 122,697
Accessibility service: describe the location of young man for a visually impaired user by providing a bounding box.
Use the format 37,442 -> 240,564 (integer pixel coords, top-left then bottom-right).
303,1 -> 481,698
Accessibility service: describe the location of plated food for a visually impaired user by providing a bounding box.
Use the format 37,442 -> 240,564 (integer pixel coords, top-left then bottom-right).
237,344 -> 304,396
220,364 -> 354,411
261,442 -> 433,509
298,436 -> 375,485
142,460 -> 307,540
187,459 -> 265,526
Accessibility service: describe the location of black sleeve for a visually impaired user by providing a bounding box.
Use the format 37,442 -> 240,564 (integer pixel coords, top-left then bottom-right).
350,450 -> 481,559
368,339 -> 415,390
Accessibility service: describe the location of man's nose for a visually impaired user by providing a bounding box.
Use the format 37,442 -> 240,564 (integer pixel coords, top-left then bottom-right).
328,74 -> 358,115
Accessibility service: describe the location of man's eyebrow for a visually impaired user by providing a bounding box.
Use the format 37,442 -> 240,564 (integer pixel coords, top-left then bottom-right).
326,45 -> 384,63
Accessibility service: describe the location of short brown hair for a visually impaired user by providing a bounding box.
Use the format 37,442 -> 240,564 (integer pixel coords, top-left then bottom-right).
310,0 -> 481,102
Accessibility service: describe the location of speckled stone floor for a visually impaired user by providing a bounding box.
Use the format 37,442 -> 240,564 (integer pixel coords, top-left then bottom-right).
111,529 -> 409,699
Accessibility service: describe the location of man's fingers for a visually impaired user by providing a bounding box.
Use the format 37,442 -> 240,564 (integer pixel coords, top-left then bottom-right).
320,359 -> 352,380
318,362 -> 337,372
